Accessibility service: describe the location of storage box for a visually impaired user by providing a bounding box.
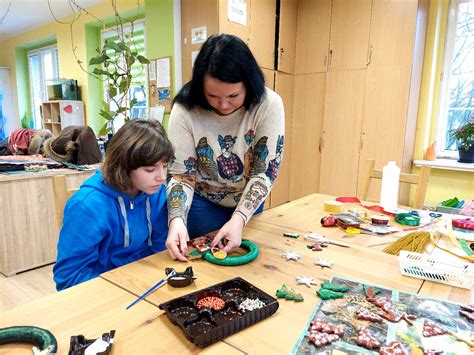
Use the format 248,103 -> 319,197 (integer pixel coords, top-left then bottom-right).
399,251 -> 473,289
159,277 -> 279,347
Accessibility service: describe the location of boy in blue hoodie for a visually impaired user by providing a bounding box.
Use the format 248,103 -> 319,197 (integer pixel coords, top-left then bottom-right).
53,119 -> 174,291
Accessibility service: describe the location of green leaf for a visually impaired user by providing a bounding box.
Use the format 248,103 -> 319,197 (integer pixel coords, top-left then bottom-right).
137,55 -> 150,64
92,68 -> 104,75
89,56 -> 105,65
99,122 -> 110,136
104,42 -> 121,51
108,87 -> 117,98
130,98 -> 138,108
99,109 -> 113,121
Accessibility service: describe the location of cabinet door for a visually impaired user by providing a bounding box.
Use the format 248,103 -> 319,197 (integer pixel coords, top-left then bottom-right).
218,0 -> 250,44
60,101 -> 84,127
271,71 -> 294,207
277,0 -> 298,73
295,0 -> 331,74
289,73 -> 326,200
369,0 -> 418,67
181,0 -> 219,83
329,0 -> 372,71
250,0 -> 276,70
319,70 -> 365,196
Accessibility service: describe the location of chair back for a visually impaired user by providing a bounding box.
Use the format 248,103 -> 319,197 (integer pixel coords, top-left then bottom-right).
358,159 -> 431,209
52,175 -> 79,227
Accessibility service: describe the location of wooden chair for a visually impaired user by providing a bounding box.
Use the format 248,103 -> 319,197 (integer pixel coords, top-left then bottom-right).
358,159 -> 431,209
52,175 -> 79,227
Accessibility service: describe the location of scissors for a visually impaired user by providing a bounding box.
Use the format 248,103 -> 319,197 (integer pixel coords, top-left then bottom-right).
429,212 -> 442,219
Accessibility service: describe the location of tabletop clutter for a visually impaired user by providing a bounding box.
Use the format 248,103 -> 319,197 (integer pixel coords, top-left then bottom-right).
1,194 -> 473,354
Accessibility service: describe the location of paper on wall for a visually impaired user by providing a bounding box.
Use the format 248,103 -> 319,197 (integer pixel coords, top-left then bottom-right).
191,26 -> 207,44
148,60 -> 157,81
150,105 -> 165,124
156,58 -> 171,88
228,0 -> 247,26
191,50 -> 199,68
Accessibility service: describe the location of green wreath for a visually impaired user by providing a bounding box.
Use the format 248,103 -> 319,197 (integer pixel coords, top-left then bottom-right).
202,240 -> 259,266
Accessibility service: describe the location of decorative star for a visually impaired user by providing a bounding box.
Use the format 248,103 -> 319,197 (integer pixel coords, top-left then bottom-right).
315,258 -> 333,269
282,251 -> 301,261
296,275 -> 317,287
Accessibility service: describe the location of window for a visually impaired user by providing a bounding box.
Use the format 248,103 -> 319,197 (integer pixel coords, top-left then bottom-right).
100,20 -> 147,131
28,45 -> 60,128
436,0 -> 474,157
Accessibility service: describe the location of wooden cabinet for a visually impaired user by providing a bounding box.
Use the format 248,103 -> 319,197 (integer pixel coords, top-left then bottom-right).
42,100 -> 85,136
319,70 -> 366,196
289,73 -> 326,200
0,168 -> 96,276
289,0 -> 427,200
181,0 -> 276,83
277,0 -> 298,74
295,0 -> 371,74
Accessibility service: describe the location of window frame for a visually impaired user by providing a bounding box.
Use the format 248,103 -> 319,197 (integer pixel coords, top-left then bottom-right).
27,44 -> 60,128
435,0 -> 474,158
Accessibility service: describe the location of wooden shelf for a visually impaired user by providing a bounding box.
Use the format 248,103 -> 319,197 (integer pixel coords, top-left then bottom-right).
41,100 -> 85,136
414,159 -> 474,173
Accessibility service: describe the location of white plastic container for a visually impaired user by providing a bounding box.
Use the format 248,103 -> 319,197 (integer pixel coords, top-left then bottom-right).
380,161 -> 400,211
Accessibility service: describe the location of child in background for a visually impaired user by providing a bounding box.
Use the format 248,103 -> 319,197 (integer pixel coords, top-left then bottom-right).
53,119 -> 174,290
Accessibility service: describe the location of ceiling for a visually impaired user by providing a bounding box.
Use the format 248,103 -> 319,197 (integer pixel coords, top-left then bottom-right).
0,0 -> 103,41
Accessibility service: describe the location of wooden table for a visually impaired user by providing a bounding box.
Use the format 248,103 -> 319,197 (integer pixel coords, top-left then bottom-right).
0,277 -> 242,354
0,168 -> 96,276
101,223 -> 425,353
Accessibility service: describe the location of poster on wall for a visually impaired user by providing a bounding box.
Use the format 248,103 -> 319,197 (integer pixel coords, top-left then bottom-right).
191,26 -> 207,44
148,56 -> 173,114
228,0 -> 247,26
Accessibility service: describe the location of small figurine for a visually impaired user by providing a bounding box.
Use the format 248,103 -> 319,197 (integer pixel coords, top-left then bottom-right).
282,251 -> 301,261
320,281 -> 349,293
275,284 -> 304,302
296,276 -> 317,287
354,327 -> 381,350
316,288 -> 344,300
314,258 -> 333,269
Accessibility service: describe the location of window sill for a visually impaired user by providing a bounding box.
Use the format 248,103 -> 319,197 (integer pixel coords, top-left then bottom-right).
413,159 -> 474,172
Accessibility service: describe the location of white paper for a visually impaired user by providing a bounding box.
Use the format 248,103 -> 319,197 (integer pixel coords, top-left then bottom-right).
150,105 -> 165,123
228,0 -> 247,26
191,26 -> 207,44
191,50 -> 199,68
156,58 -> 171,88
148,60 -> 156,81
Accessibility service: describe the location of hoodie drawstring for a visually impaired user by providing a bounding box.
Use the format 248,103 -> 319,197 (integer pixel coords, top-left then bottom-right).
145,197 -> 152,246
117,195 -> 152,248
117,196 -> 130,248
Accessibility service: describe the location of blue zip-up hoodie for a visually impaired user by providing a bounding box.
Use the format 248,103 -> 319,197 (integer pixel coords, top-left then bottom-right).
53,170 -> 168,291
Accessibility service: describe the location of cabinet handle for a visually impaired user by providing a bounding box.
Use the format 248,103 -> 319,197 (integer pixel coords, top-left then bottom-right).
328,49 -> 333,67
319,135 -> 324,153
366,45 -> 373,66
184,38 -> 187,46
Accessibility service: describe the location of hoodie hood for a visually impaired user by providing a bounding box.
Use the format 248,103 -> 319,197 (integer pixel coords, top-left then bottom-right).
83,170 -> 152,248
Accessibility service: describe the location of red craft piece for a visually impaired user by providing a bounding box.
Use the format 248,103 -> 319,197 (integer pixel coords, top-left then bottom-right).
460,310 -> 474,322
308,331 -> 340,348
460,304 -> 474,312
423,349 -> 444,355
310,318 -> 344,337
452,218 -> 474,231
354,327 -> 381,350
422,319 -> 447,337
368,296 -> 416,325
63,104 -> 73,113
321,215 -> 337,227
356,308 -> 383,323
379,342 -> 408,355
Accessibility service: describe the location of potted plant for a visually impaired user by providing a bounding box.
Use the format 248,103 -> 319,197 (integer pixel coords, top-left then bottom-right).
451,117 -> 474,163
89,37 -> 149,136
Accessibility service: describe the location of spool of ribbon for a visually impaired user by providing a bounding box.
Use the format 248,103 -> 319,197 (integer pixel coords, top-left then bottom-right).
394,213 -> 420,226
324,200 -> 343,213
371,215 -> 390,225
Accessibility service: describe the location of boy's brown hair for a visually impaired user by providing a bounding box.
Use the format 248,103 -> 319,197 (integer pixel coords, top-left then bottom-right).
102,119 -> 174,192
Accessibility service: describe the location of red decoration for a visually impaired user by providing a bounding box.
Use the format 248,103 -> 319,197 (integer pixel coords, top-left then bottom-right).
354,327 -> 381,350
310,318 -> 344,337
379,342 -> 408,355
460,310 -> 474,322
422,319 -> 447,337
63,104 -> 73,113
321,215 -> 337,227
452,218 -> 474,231
356,308 -> 383,323
367,296 -> 417,325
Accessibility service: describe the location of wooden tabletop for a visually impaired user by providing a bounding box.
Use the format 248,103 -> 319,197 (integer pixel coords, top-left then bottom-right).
101,223 -> 425,354
0,277 -> 242,354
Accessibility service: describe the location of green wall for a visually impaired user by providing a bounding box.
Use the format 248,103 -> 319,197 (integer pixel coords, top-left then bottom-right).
85,25 -> 102,133
144,0 -> 174,130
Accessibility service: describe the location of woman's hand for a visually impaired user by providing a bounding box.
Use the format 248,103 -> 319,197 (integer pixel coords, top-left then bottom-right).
166,218 -> 189,261
211,214 -> 245,253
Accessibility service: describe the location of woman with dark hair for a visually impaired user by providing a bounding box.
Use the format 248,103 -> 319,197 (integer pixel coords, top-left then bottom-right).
166,34 -> 285,261
54,119 -> 174,290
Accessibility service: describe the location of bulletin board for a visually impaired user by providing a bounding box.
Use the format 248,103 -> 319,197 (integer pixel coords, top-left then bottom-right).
148,56 -> 173,113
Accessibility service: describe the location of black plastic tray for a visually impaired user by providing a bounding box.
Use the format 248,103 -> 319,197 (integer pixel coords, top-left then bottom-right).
159,277 -> 279,347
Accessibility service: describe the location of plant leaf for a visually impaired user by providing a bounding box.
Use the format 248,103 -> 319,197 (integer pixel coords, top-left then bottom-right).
137,55 -> 150,64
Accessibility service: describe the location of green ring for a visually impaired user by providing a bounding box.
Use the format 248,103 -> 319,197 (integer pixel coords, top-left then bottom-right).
394,213 -> 420,226
202,240 -> 259,266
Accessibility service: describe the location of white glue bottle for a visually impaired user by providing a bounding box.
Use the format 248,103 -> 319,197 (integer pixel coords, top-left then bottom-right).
380,161 -> 400,211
